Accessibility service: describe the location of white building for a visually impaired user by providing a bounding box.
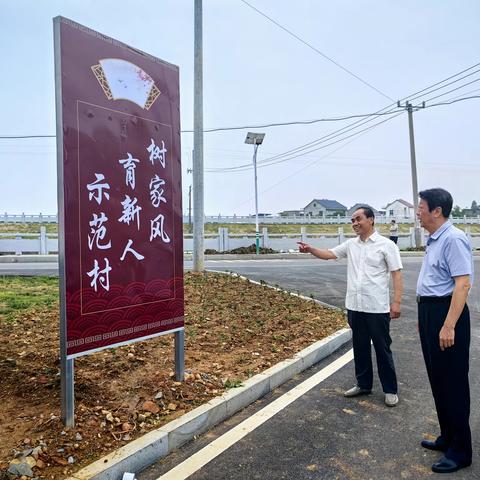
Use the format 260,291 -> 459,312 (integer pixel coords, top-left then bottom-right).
384,199 -> 414,219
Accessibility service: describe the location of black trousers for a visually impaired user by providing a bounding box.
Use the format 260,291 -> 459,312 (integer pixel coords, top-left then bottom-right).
418,300 -> 471,463
389,236 -> 398,244
347,310 -> 397,394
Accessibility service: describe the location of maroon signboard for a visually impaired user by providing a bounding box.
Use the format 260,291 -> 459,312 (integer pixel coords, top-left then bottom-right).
55,17 -> 183,358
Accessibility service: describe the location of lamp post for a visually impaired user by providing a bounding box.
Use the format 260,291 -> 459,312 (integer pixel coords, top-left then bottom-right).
245,132 -> 265,255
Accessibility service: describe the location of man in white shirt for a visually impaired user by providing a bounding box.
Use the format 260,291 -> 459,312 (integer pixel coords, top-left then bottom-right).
298,206 -> 403,406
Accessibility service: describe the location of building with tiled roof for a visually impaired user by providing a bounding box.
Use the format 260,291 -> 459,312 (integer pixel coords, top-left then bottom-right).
304,199 -> 347,217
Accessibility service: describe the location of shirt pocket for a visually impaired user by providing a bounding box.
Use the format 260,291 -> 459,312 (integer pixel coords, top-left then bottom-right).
365,251 -> 387,273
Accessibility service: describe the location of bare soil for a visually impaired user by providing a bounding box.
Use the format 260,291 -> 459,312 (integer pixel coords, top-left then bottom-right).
0,272 -> 347,479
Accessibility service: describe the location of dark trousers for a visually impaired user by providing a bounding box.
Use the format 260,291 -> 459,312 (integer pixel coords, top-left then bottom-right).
418,300 -> 471,463
389,236 -> 398,244
347,310 -> 397,394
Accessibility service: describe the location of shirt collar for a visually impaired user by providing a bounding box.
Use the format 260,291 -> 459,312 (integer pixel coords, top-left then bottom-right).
427,220 -> 452,244
357,229 -> 379,243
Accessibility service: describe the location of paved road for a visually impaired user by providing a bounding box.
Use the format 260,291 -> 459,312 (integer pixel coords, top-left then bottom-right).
193,256 -> 480,315
0,262 -> 59,276
3,257 -> 480,478
138,257 -> 480,480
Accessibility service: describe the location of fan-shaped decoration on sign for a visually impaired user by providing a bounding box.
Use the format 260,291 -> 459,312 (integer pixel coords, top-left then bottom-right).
91,59 -> 161,110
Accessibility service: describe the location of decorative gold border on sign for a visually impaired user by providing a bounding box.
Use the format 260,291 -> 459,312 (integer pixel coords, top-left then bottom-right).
145,84 -> 161,110
91,64 -> 113,100
90,62 -> 161,110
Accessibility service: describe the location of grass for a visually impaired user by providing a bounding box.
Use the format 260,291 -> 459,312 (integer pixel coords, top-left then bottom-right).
0,276 -> 58,323
223,378 -> 243,389
0,223 -> 58,234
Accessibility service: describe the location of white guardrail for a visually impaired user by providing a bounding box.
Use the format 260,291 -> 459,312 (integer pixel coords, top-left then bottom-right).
1,226 -> 479,255
2,213 -> 480,225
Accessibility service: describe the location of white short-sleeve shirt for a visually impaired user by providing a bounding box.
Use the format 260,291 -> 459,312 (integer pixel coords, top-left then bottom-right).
330,230 -> 402,313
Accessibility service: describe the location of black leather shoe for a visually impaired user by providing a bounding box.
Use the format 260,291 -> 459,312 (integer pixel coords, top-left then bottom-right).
421,439 -> 447,452
431,456 -> 471,473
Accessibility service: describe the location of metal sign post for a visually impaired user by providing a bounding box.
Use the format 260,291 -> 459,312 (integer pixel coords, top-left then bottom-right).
175,330 -> 185,381
54,17 -> 75,427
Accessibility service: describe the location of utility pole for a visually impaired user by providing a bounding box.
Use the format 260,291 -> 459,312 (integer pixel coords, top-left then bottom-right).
245,132 -> 266,255
187,164 -> 193,234
193,0 -> 204,271
397,100 -> 425,248
188,184 -> 192,234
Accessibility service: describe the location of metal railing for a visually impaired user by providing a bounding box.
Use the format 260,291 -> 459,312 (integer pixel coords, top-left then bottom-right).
3,213 -> 480,225
2,226 -> 479,255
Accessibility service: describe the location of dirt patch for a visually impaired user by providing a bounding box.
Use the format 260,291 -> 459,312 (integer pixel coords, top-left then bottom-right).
0,272 -> 347,479
205,244 -> 278,254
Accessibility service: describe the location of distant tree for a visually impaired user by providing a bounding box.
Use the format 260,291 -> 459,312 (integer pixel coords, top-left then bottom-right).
452,205 -> 463,218
471,200 -> 479,215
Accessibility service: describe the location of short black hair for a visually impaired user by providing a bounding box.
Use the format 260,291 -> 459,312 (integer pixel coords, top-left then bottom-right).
391,219 -> 396,223
354,205 -> 375,225
418,188 -> 453,218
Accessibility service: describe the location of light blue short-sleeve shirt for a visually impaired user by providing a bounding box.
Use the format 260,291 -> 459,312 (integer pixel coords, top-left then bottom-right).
416,221 -> 473,296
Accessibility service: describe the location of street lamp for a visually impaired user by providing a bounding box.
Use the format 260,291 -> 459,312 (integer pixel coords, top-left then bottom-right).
245,132 -> 265,255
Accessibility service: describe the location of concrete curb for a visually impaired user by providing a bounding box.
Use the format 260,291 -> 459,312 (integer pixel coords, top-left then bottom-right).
5,251 -> 477,264
0,254 -> 59,263
68,328 -> 352,480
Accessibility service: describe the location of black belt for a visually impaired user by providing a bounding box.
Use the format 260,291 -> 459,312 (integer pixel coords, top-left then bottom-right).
416,295 -> 452,304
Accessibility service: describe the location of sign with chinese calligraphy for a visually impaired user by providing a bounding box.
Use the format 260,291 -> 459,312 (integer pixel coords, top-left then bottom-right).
55,17 -> 183,358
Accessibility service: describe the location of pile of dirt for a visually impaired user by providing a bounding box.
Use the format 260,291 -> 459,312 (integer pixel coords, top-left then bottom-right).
0,271 -> 346,479
205,244 -> 278,254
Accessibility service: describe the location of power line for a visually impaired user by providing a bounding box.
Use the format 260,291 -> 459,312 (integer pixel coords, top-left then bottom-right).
210,64 -> 480,172
421,78 -> 480,103
446,87 -> 480,102
208,92 -> 480,174
401,62 -> 480,101
0,135 -> 56,139
208,80 -> 480,174
259,70 -> 480,164
2,62 -> 480,143
230,93 -> 480,209
232,113 -> 403,210
0,110 -> 405,139
239,0 -> 394,102
425,94 -> 480,108
408,67 -> 480,103
181,110 -> 399,133
208,111 -> 404,172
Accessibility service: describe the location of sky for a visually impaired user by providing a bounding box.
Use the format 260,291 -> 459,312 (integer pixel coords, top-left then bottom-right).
1,0 -> 479,216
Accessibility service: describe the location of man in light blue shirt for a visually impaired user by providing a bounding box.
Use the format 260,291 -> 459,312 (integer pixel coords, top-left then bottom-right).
416,188 -> 473,474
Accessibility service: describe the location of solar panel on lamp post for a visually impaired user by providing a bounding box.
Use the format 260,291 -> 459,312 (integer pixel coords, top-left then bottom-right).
245,132 -> 265,255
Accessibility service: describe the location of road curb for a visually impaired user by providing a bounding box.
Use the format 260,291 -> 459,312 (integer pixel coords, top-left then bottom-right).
0,254 -> 59,263
6,251 -> 478,264
68,328 -> 352,480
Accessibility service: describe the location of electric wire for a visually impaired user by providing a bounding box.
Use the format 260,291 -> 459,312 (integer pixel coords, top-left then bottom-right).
208,111 -> 404,172
1,62 -> 480,142
232,112 -> 404,210
260,73 -> 480,163
0,110 -> 405,139
407,67 -> 480,103
180,110 -> 400,133
207,92 -> 480,174
239,0 -> 394,102
421,78 -> 480,104
207,69 -> 480,172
